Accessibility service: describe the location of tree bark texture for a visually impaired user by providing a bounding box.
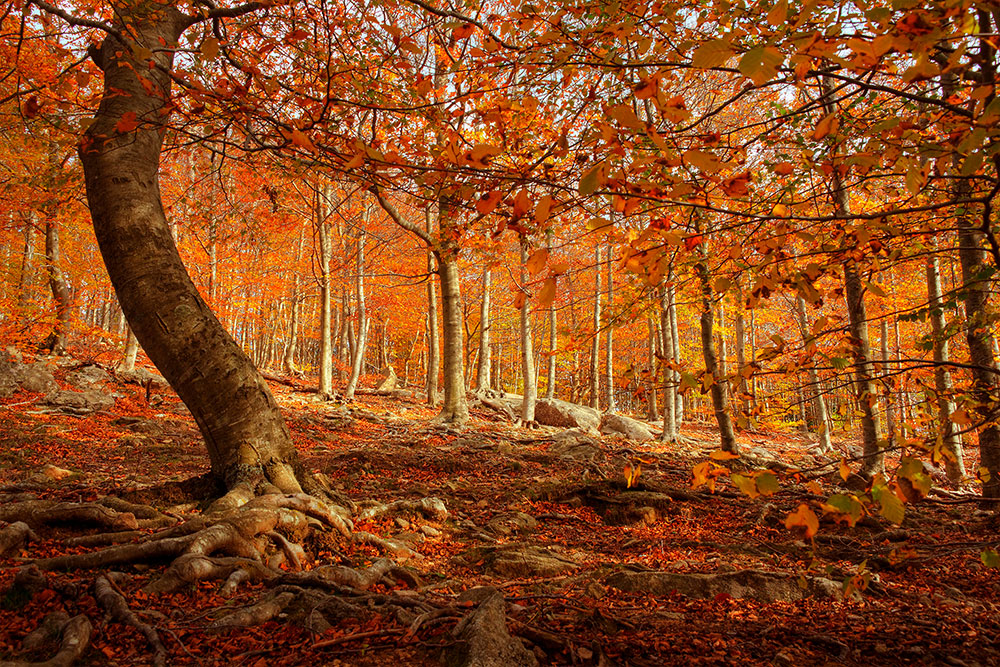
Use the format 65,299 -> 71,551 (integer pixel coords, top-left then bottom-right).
476,267 -> 492,391
43,219 -> 71,355
519,243 -> 536,422
79,7 -> 306,500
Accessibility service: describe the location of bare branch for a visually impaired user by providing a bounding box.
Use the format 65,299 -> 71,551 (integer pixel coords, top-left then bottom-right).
371,188 -> 435,247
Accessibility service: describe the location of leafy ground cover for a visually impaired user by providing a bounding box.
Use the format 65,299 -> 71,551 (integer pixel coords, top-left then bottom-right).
1,353 -> 998,666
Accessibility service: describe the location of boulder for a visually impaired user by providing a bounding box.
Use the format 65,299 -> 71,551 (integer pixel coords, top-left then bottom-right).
444,591 -> 537,667
550,429 -> 601,460
605,567 -> 842,602
600,413 -> 654,441
533,398 -> 600,431
0,360 -> 58,397
375,365 -> 398,392
485,544 -> 580,579
117,367 -> 168,387
43,389 -> 115,414
66,365 -> 110,389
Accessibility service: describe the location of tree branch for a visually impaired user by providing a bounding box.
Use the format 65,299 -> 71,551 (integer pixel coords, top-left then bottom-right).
370,188 -> 435,248
398,0 -> 520,52
29,0 -> 118,36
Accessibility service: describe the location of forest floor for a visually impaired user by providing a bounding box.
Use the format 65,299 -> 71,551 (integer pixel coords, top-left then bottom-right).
1,350 -> 999,666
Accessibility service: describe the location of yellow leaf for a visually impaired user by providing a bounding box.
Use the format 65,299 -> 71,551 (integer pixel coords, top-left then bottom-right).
767,0 -> 788,25
710,450 -> 740,461
534,195 -> 554,224
839,458 -> 851,482
772,203 -> 789,217
683,149 -> 724,174
549,260 -> 570,275
692,39 -> 733,69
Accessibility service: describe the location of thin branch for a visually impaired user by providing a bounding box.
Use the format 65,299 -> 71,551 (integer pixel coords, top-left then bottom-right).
370,187 -> 434,247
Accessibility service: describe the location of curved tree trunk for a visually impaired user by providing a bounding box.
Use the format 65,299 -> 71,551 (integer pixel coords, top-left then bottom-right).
79,8 -> 307,504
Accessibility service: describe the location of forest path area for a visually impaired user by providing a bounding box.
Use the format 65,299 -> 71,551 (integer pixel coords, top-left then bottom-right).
1,355 -> 998,666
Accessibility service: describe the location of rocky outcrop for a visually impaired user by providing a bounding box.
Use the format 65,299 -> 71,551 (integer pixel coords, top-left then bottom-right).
600,413 -> 654,441
533,398 -> 600,431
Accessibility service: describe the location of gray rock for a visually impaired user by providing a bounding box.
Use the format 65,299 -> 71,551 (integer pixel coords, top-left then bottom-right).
0,360 -> 58,397
375,365 -> 398,392
606,568 -> 842,602
600,413 -> 654,441
534,398 -> 601,431
117,367 -> 168,387
485,511 -> 538,536
444,592 -> 537,667
66,365 -> 110,389
485,545 -> 579,578
43,389 -> 115,414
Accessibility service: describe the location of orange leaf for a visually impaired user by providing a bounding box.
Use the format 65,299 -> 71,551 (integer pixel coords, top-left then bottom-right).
785,503 -> 819,538
537,276 -> 557,308
115,111 -> 139,133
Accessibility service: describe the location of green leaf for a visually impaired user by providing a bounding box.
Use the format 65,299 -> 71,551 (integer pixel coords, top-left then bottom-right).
756,472 -> 780,496
692,39 -> 733,69
831,357 -> 850,370
824,493 -> 864,526
579,162 -> 602,196
731,473 -> 759,498
981,548 -> 1000,568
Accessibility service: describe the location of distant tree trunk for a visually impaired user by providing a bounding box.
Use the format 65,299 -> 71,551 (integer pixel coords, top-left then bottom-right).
475,267 -> 492,391
344,216 -> 368,401
795,295 -> 833,453
316,183 -> 334,398
42,219 -> 71,355
373,191 -> 466,424
734,300 -> 750,418
926,254 -> 965,482
668,279 -> 684,424
880,319 -> 897,442
646,316 -> 659,421
118,325 -> 139,372
695,227 -> 738,454
283,223 -> 305,375
79,6 -> 311,503
519,243 -> 536,422
660,282 -> 677,442
425,210 -> 441,406
18,213 -> 37,309
821,73 -> 882,476
604,241 -> 616,413
545,230 -> 557,400
589,244 -> 601,410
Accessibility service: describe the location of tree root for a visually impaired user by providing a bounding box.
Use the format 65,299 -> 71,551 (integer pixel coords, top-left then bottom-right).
94,573 -> 167,667
0,522 -> 38,557
0,613 -> 91,667
356,497 -> 449,522
0,500 -> 141,532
